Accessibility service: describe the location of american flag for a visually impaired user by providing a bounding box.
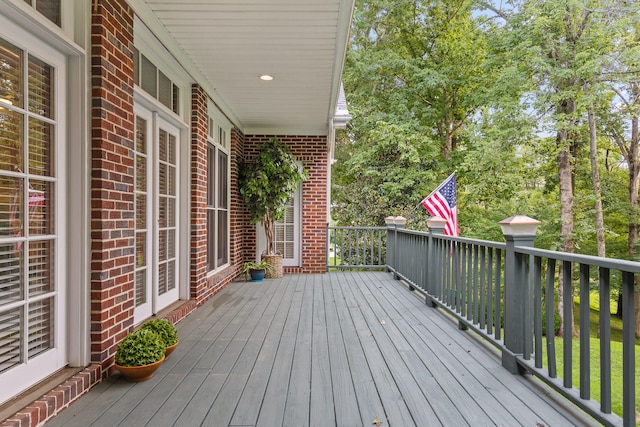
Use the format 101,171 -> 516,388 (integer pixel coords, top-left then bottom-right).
421,173 -> 459,237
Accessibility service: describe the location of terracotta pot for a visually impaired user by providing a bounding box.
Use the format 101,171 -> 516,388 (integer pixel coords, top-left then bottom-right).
165,341 -> 179,358
115,356 -> 165,382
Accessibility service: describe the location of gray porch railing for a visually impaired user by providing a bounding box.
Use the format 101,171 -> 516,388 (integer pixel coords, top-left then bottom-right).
330,220 -> 637,427
326,225 -> 387,270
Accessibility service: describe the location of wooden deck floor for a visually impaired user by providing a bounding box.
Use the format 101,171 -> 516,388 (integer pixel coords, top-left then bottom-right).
45,272 -> 598,427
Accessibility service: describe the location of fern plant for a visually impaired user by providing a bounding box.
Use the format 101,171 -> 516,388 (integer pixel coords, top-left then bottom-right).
115,329 -> 165,367
140,318 -> 178,347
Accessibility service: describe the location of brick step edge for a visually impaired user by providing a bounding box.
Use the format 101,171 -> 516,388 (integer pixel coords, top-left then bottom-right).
1,365 -> 102,427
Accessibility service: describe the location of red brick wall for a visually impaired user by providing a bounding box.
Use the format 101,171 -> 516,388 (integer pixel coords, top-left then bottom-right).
243,135 -> 329,274
89,0 -> 135,372
190,85 -> 209,302
189,94 -> 243,304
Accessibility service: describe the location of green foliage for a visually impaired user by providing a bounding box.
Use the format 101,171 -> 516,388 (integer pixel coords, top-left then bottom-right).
242,260 -> 273,280
140,318 -> 178,347
115,329 -> 165,367
239,138 -> 307,254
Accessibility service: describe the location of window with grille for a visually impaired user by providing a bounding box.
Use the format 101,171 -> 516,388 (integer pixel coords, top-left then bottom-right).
206,117 -> 229,271
0,37 -> 56,373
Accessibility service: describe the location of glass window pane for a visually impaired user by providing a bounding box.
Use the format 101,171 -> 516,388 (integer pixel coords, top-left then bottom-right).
167,198 -> 175,227
158,129 -> 166,162
158,263 -> 166,295
28,54 -> 53,118
28,240 -> 52,296
159,163 -> 167,195
29,118 -> 53,176
158,71 -> 171,110
168,166 -> 175,196
136,193 -> 146,229
207,209 -> 214,269
217,211 -> 227,266
135,269 -> 146,307
0,38 -> 24,109
172,84 -> 179,114
167,229 -> 175,259
0,108 -> 24,172
168,134 -> 176,165
136,231 -> 145,268
167,260 -> 175,291
159,230 -> 166,261
136,154 -> 146,192
27,180 -> 52,236
140,54 -> 157,97
35,0 -> 61,26
1,176 -> 23,238
218,152 -> 227,208
28,297 -> 53,359
0,307 -> 21,373
135,117 -> 146,154
207,145 -> 214,206
0,242 -> 23,305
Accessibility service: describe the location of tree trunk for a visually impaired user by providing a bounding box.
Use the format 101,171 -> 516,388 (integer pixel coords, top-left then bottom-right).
628,105 -> 640,336
557,125 -> 577,338
588,104 -> 606,257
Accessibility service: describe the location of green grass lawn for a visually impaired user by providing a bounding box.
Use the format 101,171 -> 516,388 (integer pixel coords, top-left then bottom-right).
546,298 -> 640,419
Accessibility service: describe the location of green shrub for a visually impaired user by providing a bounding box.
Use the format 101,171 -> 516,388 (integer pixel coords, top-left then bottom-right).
140,318 -> 178,347
115,329 -> 165,367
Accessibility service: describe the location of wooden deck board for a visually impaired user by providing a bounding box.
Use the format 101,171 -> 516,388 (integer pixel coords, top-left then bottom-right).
45,272 -> 600,427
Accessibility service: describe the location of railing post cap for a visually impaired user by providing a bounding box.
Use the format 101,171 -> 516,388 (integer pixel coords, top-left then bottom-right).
384,216 -> 396,227
427,216 -> 447,228
393,216 -> 407,226
498,215 -> 541,236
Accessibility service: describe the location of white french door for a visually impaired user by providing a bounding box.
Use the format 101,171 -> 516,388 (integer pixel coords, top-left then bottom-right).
0,28 -> 67,405
134,108 -> 179,323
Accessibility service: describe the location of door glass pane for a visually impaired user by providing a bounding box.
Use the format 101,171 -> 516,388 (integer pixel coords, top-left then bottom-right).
27,180 -> 52,236
29,118 -> 53,176
28,240 -> 52,296
0,109 -> 23,172
167,260 -> 175,291
28,297 -> 53,359
0,242 -> 22,305
0,307 -> 21,373
159,230 -> 166,261
134,116 -> 147,309
158,129 -> 166,162
0,38 -> 23,109
28,55 -> 53,118
217,211 -> 227,265
158,263 -> 166,295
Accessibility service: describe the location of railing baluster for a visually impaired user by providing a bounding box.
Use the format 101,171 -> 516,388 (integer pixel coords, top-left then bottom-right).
546,258 -> 557,378
487,248 -> 494,335
599,267 -> 612,414
534,256 -> 542,368
562,260 -> 573,388
579,263 -> 590,400
480,246 -> 486,329
621,271 -> 635,427
494,249 -> 502,341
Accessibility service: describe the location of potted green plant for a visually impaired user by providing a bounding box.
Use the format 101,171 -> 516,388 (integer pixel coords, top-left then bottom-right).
140,318 -> 179,357
114,329 -> 165,382
239,138 -> 307,278
242,260 -> 273,282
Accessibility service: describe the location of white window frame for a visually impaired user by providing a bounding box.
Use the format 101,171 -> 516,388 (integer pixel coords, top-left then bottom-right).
206,111 -> 230,274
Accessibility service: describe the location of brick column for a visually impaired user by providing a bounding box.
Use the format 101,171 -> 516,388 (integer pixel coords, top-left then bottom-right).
90,0 -> 135,372
190,85 -> 208,302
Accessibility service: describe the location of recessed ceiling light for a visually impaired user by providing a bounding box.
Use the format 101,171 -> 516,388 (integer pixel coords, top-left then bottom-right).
259,74 -> 274,81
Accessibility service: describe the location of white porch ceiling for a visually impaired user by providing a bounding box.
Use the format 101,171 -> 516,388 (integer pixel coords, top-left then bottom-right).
135,0 -> 355,135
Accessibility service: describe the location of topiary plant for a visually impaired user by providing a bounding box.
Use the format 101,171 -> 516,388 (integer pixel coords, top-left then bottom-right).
239,138 -> 307,256
115,329 -> 165,367
140,318 -> 178,347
